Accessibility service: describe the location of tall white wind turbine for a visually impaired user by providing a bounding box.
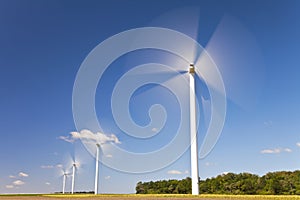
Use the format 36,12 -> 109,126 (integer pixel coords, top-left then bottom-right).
72,26 -> 227,196
189,64 -> 199,195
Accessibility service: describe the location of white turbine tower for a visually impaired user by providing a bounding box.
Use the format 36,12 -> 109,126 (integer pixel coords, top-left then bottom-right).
71,163 -> 76,194
94,143 -> 100,195
189,64 -> 199,195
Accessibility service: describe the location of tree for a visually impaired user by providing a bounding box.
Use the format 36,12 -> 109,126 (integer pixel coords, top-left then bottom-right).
136,170 -> 300,195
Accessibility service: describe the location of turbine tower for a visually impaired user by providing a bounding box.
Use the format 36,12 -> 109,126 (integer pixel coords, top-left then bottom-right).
94,143 -> 100,195
189,63 -> 199,195
71,163 -> 76,194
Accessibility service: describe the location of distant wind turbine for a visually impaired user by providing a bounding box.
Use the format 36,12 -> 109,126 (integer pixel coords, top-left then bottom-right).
59,169 -> 70,194
71,163 -> 76,194
62,171 -> 68,194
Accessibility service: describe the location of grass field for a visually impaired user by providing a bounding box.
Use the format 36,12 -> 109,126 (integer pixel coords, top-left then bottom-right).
1,194 -> 300,200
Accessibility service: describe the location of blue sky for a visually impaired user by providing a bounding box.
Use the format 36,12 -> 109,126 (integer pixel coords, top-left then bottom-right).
1,0 -> 300,194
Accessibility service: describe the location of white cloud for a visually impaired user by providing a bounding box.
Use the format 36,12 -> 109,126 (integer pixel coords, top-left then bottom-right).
70,129 -> 121,144
151,128 -> 158,133
261,149 -> 280,154
19,172 -> 29,177
205,162 -> 216,167
260,148 -> 292,154
58,136 -> 74,143
41,165 -> 54,169
13,180 -> 25,186
284,148 -> 292,153
296,142 -> 300,147
9,175 -> 16,179
5,185 -> 14,189
184,170 -> 189,174
45,182 -> 51,185
167,170 -> 182,175
105,176 -> 111,180
106,154 -> 113,158
56,164 -> 63,168
59,130 -> 121,145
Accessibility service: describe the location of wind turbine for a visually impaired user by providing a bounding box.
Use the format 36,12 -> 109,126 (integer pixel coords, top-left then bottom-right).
65,152 -> 82,195
62,171 -> 68,194
189,64 -> 199,195
72,26 -> 227,195
71,163 -> 77,194
94,143 -> 100,195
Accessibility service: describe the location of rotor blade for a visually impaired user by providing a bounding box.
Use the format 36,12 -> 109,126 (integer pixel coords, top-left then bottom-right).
111,63 -> 191,141
55,165 -> 71,179
197,15 -> 265,111
128,69 -> 188,82
149,7 -> 200,42
194,50 -> 227,159
66,151 -> 82,170
193,15 -> 264,158
193,37 -> 227,159
148,6 -> 201,64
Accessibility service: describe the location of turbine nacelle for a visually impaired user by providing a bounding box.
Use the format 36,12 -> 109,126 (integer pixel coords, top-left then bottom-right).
189,63 -> 195,74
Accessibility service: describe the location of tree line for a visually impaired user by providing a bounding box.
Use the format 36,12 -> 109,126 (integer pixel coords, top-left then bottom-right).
136,170 -> 300,195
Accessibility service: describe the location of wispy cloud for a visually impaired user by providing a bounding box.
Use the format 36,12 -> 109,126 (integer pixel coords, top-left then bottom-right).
168,170 -> 182,174
167,170 -> 189,175
106,154 -> 113,158
19,172 -> 29,177
59,129 -> 121,145
5,185 -> 14,189
41,165 -> 54,169
9,175 -> 16,179
58,136 -> 74,143
285,148 -> 292,153
71,130 -> 121,144
264,120 -> 273,127
105,176 -> 111,180
13,180 -> 25,186
260,148 -> 292,154
205,162 -> 216,167
56,164 -> 63,168
296,142 -> 300,147
45,182 -> 51,185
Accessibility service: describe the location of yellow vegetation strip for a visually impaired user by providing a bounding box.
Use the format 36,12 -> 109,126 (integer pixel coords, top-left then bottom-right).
42,194 -> 300,199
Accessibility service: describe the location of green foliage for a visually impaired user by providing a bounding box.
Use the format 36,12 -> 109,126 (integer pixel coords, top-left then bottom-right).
136,170 -> 300,195
136,177 -> 191,194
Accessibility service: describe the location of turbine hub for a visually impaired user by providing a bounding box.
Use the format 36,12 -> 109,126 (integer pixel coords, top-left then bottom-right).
189,63 -> 195,74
